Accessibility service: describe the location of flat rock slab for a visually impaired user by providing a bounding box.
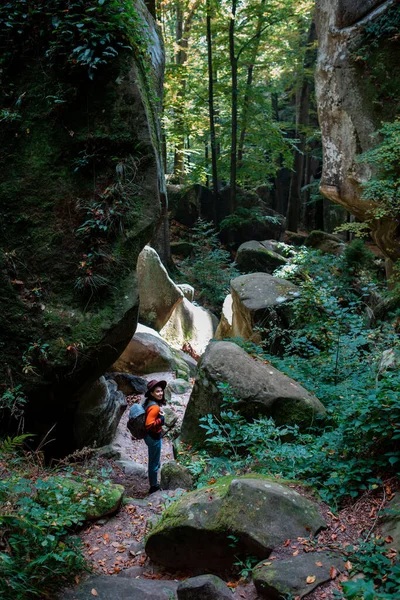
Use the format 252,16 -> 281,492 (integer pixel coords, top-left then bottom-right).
253,551 -> 345,599
146,475 -> 325,571
60,576 -> 178,600
177,574 -> 232,600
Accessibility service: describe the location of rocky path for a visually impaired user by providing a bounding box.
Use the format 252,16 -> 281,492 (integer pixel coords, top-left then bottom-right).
61,371 -> 390,600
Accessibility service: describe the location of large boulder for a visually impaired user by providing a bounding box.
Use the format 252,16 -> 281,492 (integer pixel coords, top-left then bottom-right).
60,576 -> 179,600
160,298 -> 218,356
105,373 -> 148,395
112,324 -> 192,380
219,207 -> 286,249
305,230 -> 345,255
137,245 -> 184,331
181,341 -> 326,446
0,0 -> 165,452
230,273 -> 300,345
73,378 -> 127,449
160,460 -> 194,490
167,183 -> 215,226
253,551 -> 345,599
214,294 -> 233,340
315,0 -> 400,261
145,475 -> 325,571
236,240 -> 288,274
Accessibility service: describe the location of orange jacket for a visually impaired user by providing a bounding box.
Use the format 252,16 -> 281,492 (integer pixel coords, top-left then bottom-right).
145,403 -> 164,436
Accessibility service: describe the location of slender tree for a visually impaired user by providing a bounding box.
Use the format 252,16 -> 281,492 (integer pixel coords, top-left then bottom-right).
286,19 -> 317,231
206,0 -> 219,225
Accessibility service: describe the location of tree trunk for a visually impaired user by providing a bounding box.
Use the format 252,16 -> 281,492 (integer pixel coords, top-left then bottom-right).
229,0 -> 238,214
286,20 -> 317,232
206,0 -> 219,225
237,0 -> 265,169
173,0 -> 201,182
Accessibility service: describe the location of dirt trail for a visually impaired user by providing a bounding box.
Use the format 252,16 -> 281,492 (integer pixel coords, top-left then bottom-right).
78,372 -> 193,579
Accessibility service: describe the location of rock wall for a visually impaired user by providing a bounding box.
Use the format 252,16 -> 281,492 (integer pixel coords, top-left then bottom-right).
0,1 -> 165,452
315,0 -> 400,260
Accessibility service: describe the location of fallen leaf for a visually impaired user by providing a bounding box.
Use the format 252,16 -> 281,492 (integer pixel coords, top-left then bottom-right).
292,550 -> 299,556
385,536 -> 394,544
344,560 -> 352,571
263,562 -> 272,566
91,590 -> 98,597
315,561 -> 323,567
283,539 -> 291,547
330,566 -> 338,579
327,511 -> 339,521
227,581 -> 239,588
306,576 -> 316,584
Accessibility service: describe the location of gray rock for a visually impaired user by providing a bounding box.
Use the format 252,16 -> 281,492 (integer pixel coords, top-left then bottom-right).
105,373 -> 147,395
60,576 -> 178,599
168,379 -> 192,394
163,406 -> 179,429
236,240 -> 287,274
305,230 -> 344,255
381,492 -> 400,553
117,565 -> 145,578
73,378 -> 127,448
137,245 -> 184,331
176,350 -> 198,378
112,324 -> 191,379
160,298 -> 218,356
215,294 -> 233,340
115,459 -> 147,479
145,476 -> 325,571
96,444 -> 122,460
230,273 -> 300,346
161,460 -> 193,490
181,341 -> 325,446
177,283 -> 195,301
253,551 -> 345,599
177,574 -> 231,600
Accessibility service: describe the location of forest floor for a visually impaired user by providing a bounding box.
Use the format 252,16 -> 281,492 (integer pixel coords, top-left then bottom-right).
75,370 -> 393,600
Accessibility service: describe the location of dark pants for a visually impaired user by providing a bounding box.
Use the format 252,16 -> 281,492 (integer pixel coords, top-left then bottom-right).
144,434 -> 162,487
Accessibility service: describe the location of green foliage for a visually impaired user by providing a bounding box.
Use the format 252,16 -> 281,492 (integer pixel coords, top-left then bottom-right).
341,538 -> 400,600
179,219 -> 239,311
190,246 -> 399,507
219,206 -> 281,233
0,0 -> 139,80
0,438 -> 116,600
358,120 -> 400,220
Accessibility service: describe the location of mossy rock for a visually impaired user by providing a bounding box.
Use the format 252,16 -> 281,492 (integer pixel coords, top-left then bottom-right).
145,475 -> 325,571
38,477 -> 124,521
253,551 -> 344,599
160,460 -> 193,491
0,0 -> 164,453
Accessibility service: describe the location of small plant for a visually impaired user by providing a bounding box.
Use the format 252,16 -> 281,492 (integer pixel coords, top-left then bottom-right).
179,219 -> 239,311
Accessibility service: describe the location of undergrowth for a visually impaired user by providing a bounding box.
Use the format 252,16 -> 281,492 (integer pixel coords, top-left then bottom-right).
179,241 -> 399,598
0,437 -> 114,600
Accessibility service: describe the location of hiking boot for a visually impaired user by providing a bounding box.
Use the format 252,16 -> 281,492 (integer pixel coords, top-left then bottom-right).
149,484 -> 161,494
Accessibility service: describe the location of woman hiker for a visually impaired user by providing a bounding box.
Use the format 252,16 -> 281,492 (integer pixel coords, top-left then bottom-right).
143,379 -> 167,494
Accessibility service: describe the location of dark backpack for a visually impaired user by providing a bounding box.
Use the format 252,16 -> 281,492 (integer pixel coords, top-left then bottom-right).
127,400 -> 156,440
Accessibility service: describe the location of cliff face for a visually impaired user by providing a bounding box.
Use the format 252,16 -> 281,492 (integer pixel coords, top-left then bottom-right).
0,0 -> 165,451
315,0 -> 400,260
